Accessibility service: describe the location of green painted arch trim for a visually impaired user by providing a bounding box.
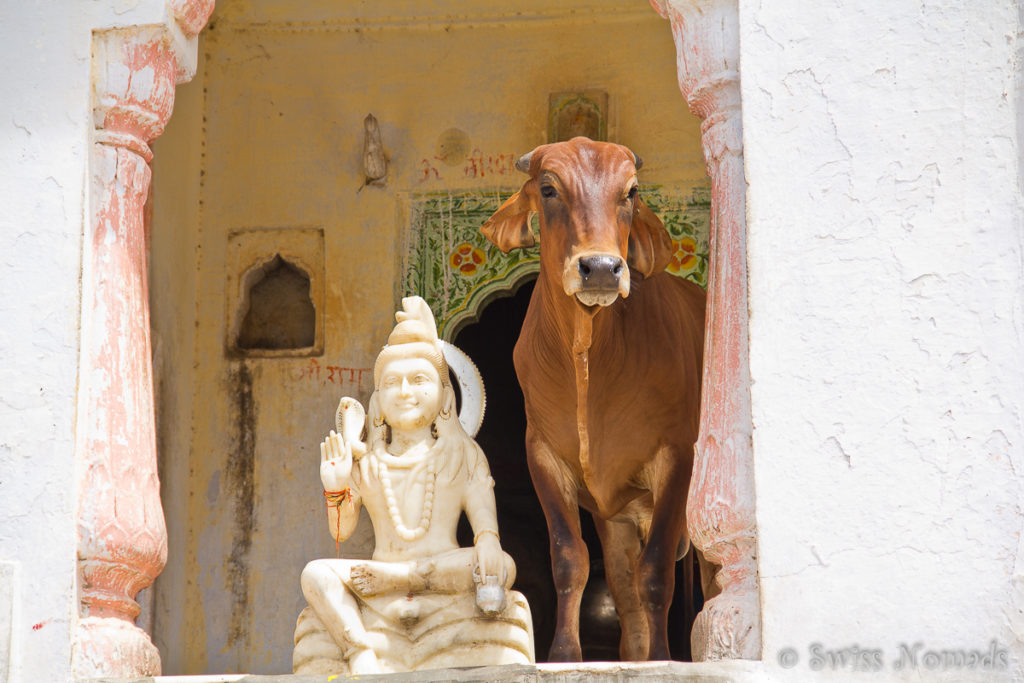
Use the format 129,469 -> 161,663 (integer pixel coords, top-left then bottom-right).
403,186 -> 710,341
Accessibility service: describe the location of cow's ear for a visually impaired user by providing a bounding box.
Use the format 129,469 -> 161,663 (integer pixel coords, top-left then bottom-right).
627,195 -> 672,278
481,186 -> 536,253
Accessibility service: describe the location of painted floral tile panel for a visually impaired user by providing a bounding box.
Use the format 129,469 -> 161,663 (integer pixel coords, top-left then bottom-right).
404,186 -> 710,339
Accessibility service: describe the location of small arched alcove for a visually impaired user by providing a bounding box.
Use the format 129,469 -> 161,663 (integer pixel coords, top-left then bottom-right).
236,254 -> 316,352
224,227 -> 325,359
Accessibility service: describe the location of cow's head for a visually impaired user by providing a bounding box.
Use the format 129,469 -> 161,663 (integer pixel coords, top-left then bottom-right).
481,137 -> 671,308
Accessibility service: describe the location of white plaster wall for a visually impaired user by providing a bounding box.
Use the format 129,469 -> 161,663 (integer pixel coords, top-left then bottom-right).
741,0 -> 1024,680
0,1 -> 179,680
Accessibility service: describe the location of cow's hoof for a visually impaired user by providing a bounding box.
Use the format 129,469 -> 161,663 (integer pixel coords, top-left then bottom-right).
547,637 -> 582,662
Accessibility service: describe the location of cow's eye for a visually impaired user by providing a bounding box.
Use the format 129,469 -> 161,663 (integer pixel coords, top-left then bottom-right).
540,184 -> 558,199
627,185 -> 639,201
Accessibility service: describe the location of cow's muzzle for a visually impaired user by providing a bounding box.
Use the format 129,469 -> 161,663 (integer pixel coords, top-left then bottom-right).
564,253 -> 630,307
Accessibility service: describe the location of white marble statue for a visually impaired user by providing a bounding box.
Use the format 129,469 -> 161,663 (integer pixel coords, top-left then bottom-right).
293,297 -> 534,675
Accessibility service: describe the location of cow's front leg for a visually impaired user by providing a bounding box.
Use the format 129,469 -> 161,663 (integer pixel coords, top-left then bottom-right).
636,446 -> 692,660
593,514 -> 648,661
527,437 -> 588,662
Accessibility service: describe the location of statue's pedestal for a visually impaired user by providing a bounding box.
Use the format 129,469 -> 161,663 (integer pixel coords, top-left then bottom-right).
293,590 -> 534,675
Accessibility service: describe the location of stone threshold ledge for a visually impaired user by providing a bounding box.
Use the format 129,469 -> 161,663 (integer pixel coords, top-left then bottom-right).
90,660 -> 766,683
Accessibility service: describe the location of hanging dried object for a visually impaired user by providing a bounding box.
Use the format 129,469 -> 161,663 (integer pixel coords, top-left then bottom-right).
361,113 -> 387,188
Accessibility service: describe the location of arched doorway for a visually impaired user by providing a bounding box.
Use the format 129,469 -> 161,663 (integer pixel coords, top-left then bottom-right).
140,0 -> 759,673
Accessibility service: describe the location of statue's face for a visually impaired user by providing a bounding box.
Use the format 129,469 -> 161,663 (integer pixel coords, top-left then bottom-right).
378,357 -> 443,432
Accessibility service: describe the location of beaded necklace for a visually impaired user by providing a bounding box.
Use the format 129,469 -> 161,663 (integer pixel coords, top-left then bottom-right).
377,453 -> 437,541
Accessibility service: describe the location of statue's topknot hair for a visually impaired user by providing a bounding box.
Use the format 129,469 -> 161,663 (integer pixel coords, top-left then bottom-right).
373,297 -> 449,388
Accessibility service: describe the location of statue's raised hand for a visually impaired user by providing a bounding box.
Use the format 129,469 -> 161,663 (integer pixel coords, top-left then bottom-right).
320,430 -> 353,491
320,397 -> 367,491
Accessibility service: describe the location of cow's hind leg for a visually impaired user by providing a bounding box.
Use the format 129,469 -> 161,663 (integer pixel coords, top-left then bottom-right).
636,447 -> 692,660
527,438 -> 588,662
593,515 -> 648,661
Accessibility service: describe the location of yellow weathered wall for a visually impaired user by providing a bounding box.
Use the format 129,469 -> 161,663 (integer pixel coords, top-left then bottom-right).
149,43 -> 204,666
150,0 -> 706,673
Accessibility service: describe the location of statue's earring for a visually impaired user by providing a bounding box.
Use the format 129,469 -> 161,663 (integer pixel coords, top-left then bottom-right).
373,414 -> 385,428
440,385 -> 454,421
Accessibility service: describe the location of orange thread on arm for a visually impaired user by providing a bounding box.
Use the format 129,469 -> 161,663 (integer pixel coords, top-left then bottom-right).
323,488 -> 351,558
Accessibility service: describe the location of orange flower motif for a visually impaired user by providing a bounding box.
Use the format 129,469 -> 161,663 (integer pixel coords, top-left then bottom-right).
449,242 -> 487,277
667,236 -> 698,274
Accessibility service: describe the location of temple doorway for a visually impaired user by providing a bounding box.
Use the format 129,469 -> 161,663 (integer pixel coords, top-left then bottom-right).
453,279 -> 702,662
147,1 -> 730,671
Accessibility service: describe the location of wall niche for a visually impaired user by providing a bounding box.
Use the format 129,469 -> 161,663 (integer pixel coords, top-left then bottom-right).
226,228 -> 324,357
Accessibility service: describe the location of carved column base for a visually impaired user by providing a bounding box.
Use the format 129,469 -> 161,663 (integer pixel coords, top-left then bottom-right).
691,553 -> 760,661
692,590 -> 760,661
73,616 -> 161,678
690,507 -> 759,660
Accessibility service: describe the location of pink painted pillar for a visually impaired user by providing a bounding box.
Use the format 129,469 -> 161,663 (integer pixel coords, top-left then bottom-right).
74,4 -> 213,677
651,0 -> 761,660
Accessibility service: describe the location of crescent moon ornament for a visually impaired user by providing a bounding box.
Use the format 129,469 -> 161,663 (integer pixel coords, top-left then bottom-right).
441,340 -> 486,437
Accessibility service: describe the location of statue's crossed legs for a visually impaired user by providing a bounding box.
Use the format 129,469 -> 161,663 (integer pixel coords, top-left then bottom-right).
300,548 -> 516,674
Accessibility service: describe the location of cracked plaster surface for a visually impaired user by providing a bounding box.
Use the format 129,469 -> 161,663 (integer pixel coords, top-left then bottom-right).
739,0 -> 1024,675
0,2 -> 94,680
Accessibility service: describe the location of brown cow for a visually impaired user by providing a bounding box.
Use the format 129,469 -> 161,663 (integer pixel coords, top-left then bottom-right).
480,137 -> 706,662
